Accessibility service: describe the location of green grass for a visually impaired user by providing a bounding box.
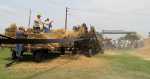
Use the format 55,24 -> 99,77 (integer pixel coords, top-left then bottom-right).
0,48 -> 11,79
0,48 -> 150,79
103,54 -> 150,79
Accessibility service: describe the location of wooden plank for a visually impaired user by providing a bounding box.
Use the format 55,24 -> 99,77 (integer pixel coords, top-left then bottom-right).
0,39 -> 64,44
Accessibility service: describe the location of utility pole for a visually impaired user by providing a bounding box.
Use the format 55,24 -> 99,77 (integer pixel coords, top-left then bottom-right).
28,8 -> 32,28
65,7 -> 69,32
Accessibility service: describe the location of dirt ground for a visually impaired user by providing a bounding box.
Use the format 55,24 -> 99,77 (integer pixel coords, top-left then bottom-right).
8,55 -> 108,75
9,40 -> 150,74
1,45 -> 150,79
136,38 -> 150,60
1,38 -> 150,79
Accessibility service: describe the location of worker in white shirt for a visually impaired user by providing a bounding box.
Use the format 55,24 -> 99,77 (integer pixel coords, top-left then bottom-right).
44,18 -> 53,33
33,15 -> 43,33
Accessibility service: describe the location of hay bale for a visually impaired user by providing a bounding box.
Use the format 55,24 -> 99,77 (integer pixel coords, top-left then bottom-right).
5,32 -> 16,37
28,33 -> 65,39
7,23 -> 17,31
26,28 -> 82,39
5,23 -> 17,37
43,33 -> 65,39
26,28 -> 33,34
65,31 -> 80,38
53,29 -> 65,34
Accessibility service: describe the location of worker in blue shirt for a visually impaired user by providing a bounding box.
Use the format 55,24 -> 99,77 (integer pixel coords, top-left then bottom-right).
44,18 -> 50,33
15,27 -> 25,60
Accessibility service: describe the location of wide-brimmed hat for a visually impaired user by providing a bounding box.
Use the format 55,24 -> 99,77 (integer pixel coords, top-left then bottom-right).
37,14 -> 42,18
18,27 -> 24,30
45,18 -> 49,21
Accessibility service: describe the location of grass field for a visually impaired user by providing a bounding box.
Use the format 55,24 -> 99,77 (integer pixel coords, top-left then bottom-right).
0,48 -> 150,79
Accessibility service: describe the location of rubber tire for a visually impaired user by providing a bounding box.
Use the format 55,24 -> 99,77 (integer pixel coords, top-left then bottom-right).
33,52 -> 43,62
72,48 -> 77,55
60,47 -> 65,55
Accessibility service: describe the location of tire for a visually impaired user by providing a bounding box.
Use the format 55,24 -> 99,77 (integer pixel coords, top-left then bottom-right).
88,49 -> 93,57
60,47 -> 65,55
72,48 -> 77,55
33,51 -> 43,62
84,49 -> 93,57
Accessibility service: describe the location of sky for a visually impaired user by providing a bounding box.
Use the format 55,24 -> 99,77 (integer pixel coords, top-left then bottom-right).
0,0 -> 150,38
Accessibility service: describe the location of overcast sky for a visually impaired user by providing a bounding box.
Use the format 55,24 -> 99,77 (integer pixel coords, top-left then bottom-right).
0,0 -> 150,37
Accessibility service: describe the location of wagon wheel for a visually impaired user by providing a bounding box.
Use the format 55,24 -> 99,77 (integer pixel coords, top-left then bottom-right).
72,48 -> 78,55
88,39 -> 97,55
33,51 -> 44,62
60,47 -> 65,55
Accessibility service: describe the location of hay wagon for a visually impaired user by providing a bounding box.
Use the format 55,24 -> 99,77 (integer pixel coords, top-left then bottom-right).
0,25 -> 104,62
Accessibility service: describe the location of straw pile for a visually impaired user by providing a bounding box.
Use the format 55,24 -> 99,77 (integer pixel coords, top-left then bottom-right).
4,24 -> 85,41
26,28 -> 33,34
53,29 -> 65,34
28,28 -> 80,39
28,32 -> 65,39
5,23 -> 17,37
65,31 -> 80,39
64,26 -> 88,39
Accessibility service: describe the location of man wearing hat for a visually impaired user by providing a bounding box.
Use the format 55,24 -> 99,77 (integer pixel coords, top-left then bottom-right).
33,14 -> 43,33
44,18 -> 54,32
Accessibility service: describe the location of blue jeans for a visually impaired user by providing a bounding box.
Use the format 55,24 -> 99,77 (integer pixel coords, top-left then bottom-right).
16,44 -> 23,57
44,27 -> 49,33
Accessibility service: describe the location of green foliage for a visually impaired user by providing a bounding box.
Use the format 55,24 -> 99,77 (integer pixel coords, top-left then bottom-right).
124,33 -> 141,40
